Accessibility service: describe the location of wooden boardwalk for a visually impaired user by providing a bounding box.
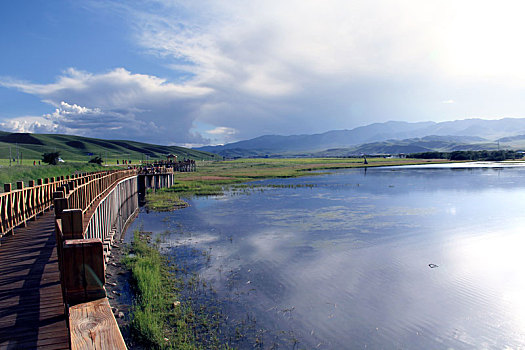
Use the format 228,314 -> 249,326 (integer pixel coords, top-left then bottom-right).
0,211 -> 69,350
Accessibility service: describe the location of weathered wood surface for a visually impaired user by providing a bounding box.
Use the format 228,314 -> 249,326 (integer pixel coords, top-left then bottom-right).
69,298 -> 127,350
0,211 -> 69,349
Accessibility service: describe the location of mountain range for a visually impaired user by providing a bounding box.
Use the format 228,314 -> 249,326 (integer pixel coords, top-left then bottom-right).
196,118 -> 525,157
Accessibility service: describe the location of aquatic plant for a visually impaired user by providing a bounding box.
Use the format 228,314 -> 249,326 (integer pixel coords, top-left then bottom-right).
125,229 -> 233,349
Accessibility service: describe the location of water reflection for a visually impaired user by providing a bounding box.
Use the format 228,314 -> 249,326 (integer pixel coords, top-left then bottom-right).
128,166 -> 525,349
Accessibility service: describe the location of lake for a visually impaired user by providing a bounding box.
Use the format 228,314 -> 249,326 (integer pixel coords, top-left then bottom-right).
127,163 -> 525,349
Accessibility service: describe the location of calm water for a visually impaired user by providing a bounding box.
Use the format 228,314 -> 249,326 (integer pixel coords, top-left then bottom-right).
128,164 -> 525,349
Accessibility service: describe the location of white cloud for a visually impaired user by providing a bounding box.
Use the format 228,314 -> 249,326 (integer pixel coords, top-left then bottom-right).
0,116 -> 57,134
0,68 -> 212,144
4,1 -> 525,145
442,100 -> 455,104
108,0 -> 525,139
206,126 -> 237,136
202,126 -> 238,145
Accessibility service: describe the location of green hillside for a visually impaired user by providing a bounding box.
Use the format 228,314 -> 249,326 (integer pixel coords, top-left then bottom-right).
0,132 -> 219,165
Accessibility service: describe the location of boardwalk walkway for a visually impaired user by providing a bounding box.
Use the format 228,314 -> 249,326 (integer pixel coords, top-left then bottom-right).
0,210 -> 69,350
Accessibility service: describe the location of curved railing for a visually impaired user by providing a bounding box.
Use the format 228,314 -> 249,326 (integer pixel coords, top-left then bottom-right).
53,169 -> 143,301
1,165 -> 176,349
0,169 -> 142,238
56,169 -> 138,215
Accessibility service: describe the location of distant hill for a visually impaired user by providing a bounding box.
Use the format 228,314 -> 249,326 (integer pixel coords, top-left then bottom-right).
311,136 -> 500,157
0,132 -> 219,162
197,118 -> 525,157
197,121 -> 436,155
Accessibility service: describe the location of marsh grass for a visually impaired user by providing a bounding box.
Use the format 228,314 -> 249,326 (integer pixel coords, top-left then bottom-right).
145,191 -> 189,212
145,178 -> 246,211
189,157 -> 452,182
125,230 -> 177,348
145,157 -> 450,210
125,230 -> 232,350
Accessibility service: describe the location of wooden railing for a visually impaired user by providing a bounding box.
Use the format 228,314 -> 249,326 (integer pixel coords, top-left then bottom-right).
0,164 -> 183,238
52,167 -> 174,350
140,159 -> 196,172
1,166 -> 175,349
53,169 -> 142,350
1,176 -> 74,237
52,169 -> 138,215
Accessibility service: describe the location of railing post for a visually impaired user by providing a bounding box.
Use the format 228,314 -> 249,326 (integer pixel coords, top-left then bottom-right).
53,191 -> 68,217
63,184 -> 70,196
36,180 -> 43,211
16,181 -> 27,227
62,238 -> 106,305
3,184 -> 13,235
28,180 -> 36,221
61,209 -> 84,240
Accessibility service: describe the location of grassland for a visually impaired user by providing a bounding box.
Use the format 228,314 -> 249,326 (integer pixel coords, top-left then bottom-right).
178,157 -> 453,181
0,130 -> 219,190
145,157 -> 453,210
0,130 -> 219,164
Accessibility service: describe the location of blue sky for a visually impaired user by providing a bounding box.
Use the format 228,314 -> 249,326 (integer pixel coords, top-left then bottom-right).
2,1 -> 525,146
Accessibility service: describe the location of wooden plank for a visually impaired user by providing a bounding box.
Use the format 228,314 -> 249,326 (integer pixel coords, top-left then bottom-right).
1,332 -> 70,349
69,298 -> 127,350
0,211 -> 69,350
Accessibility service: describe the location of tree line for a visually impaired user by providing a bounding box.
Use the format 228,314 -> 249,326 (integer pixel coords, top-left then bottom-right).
408,150 -> 523,161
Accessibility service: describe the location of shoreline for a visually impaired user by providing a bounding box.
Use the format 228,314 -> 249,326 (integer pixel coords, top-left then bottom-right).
145,158 -> 458,211
105,229 -> 137,348
106,158 -> 511,348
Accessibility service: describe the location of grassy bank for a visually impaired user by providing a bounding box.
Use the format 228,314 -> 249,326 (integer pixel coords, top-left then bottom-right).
125,229 -> 231,349
146,157 -> 452,210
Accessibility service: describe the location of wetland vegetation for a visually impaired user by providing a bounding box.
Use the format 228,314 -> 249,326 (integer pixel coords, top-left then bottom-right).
145,157 -> 451,211
124,229 -> 232,349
